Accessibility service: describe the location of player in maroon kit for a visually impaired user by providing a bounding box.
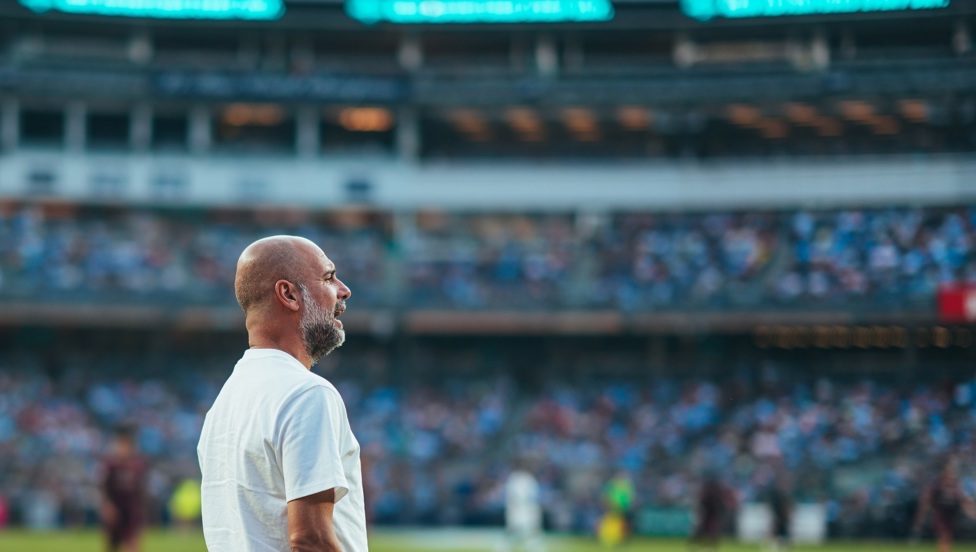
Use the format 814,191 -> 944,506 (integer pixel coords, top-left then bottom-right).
100,426 -> 149,552
913,460 -> 976,552
690,474 -> 736,551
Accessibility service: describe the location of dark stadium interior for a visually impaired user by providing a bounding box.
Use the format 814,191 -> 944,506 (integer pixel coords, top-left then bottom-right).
1,2 -> 975,160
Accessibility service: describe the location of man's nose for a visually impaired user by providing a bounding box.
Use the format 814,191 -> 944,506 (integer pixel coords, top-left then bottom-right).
337,278 -> 352,300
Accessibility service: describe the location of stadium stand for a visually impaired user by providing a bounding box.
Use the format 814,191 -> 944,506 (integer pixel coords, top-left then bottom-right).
1,340 -> 975,537
1,203 -> 974,311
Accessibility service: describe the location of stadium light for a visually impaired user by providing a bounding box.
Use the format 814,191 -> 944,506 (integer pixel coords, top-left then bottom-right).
617,107 -> 652,130
725,104 -> 763,127
346,0 -> 614,24
898,99 -> 929,122
338,108 -> 395,131
839,100 -> 877,123
784,103 -> 818,125
814,118 -> 843,137
681,0 -> 949,21
870,116 -> 901,135
19,0 -> 285,20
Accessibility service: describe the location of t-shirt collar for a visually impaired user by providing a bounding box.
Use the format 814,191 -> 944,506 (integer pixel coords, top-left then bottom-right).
240,348 -> 308,371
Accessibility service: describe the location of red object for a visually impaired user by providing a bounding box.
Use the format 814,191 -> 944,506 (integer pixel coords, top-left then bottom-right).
937,286 -> 976,323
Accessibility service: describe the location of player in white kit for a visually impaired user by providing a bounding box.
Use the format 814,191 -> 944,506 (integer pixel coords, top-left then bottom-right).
499,466 -> 546,552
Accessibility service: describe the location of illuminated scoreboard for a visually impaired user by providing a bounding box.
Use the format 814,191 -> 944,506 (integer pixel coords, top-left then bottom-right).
18,0 -> 285,19
681,0 -> 950,20
16,0 -> 949,23
345,0 -> 615,23
18,0 -> 613,22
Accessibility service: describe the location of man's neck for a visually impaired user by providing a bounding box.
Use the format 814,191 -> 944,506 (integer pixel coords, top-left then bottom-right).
243,309 -> 312,369
247,334 -> 312,370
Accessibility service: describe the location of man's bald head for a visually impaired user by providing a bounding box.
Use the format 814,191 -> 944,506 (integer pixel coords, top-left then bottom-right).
234,235 -> 321,314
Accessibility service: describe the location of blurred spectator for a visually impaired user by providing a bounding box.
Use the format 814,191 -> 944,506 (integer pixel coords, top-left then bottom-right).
0,205 -> 389,307
591,212 -> 777,310
773,208 -> 976,307
2,350 -> 976,537
2,203 -> 974,311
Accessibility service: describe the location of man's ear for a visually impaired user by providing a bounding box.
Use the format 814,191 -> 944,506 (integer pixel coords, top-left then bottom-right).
274,280 -> 302,312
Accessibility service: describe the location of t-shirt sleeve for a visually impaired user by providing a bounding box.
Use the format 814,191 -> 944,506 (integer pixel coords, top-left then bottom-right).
276,385 -> 350,503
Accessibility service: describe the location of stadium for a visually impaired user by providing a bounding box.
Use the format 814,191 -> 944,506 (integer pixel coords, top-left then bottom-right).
1,0 -> 976,550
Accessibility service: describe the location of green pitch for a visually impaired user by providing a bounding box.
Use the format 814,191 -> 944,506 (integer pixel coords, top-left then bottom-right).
1,530 -> 974,552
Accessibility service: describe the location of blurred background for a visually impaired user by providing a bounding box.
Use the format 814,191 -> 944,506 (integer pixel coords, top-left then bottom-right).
1,0 -> 976,549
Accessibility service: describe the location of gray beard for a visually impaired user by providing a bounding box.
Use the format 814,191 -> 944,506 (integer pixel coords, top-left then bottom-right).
299,285 -> 345,365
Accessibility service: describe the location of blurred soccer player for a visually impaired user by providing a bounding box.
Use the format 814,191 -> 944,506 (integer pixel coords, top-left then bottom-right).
913,460 -> 976,552
690,474 -> 735,551
608,472 -> 636,526
100,425 -> 147,552
766,476 -> 792,552
499,462 -> 545,552
597,471 -> 635,547
198,236 -> 366,552
168,477 -> 202,530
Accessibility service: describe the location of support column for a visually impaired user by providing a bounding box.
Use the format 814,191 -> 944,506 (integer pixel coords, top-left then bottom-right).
396,107 -> 419,163
127,30 -> 153,65
535,34 -> 558,77
1,98 -> 19,151
398,33 -> 423,71
673,34 -> 696,69
189,105 -> 211,154
954,20 -> 972,55
811,29 -> 830,70
296,105 -> 320,157
130,103 -> 152,152
387,210 -> 414,307
65,101 -> 86,152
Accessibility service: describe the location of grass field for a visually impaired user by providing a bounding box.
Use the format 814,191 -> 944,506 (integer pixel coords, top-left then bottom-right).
1,529 -> 975,552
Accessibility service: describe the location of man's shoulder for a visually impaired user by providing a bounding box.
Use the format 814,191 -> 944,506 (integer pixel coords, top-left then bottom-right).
287,377 -> 344,409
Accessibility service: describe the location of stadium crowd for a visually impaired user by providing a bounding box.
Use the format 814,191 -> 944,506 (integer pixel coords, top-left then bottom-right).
589,212 -> 779,310
1,203 -> 974,310
511,376 -> 976,536
0,205 -> 390,306
772,209 -> 976,308
2,348 -> 975,537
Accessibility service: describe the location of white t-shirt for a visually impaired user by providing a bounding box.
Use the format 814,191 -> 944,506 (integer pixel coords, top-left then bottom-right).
505,470 -> 542,533
198,348 -> 367,552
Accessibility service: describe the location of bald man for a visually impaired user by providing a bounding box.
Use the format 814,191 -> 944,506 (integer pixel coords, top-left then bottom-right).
198,236 -> 366,552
